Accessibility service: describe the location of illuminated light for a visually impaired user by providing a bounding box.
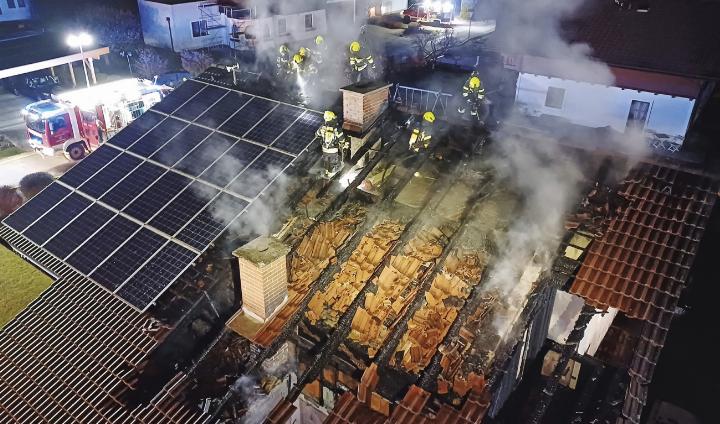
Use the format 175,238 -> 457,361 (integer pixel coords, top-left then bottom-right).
433,1 -> 442,12
339,169 -> 360,188
442,1 -> 453,13
380,5 -> 386,14
66,32 -> 93,48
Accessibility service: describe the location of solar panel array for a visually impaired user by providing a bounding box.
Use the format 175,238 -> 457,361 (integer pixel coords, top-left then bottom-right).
2,79 -> 322,312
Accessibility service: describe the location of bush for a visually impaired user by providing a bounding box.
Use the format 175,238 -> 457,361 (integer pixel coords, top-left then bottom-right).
181,49 -> 214,77
19,172 -> 53,200
0,186 -> 23,219
134,48 -> 169,80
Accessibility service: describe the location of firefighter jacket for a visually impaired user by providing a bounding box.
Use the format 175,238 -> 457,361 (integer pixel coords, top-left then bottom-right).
350,54 -> 374,72
409,124 -> 432,152
317,123 -> 346,153
462,81 -> 486,101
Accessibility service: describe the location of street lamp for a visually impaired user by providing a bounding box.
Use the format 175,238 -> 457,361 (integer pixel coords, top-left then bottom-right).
67,32 -> 93,87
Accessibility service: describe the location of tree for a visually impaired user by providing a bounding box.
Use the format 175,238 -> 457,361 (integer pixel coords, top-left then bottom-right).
19,172 -> 54,200
134,48 -> 169,80
412,27 -> 461,67
181,49 -> 214,77
0,186 -> 23,219
77,5 -> 143,53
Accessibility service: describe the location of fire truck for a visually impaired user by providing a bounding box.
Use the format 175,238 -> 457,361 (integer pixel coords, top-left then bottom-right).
402,2 -> 454,24
22,78 -> 170,160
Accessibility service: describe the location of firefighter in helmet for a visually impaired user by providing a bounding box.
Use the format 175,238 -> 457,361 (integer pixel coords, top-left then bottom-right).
317,110 -> 348,177
458,72 -> 486,118
314,35 -> 326,65
349,40 -> 375,84
409,112 -> 435,152
277,44 -> 292,76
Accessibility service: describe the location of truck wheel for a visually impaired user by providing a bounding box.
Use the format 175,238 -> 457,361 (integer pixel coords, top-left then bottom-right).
67,143 -> 86,161
403,15 -> 411,24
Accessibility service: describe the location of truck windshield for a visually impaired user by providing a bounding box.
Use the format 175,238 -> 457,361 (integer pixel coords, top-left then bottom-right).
25,115 -> 46,133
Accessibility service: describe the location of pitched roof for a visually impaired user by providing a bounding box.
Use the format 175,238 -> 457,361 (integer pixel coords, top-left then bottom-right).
562,0 -> 720,79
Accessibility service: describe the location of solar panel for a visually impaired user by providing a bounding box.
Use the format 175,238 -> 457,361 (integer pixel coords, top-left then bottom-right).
128,117 -> 188,157
199,140 -> 264,187
152,80 -> 204,114
150,123 -> 212,167
59,146 -> 121,187
175,132 -> 236,178
90,228 -> 166,291
116,242 -> 197,309
44,204 -> 116,259
219,97 -> 276,137
272,111 -> 322,154
173,85 -> 227,122
101,162 -> 166,210
66,215 -> 139,274
196,91 -> 252,129
124,171 -> 192,222
177,193 -> 248,250
23,193 -> 92,245
78,154 -> 143,198
1,80 -> 325,313
149,182 -> 219,236
226,150 -> 294,198
108,111 -> 165,149
3,184 -> 71,232
245,104 -> 304,145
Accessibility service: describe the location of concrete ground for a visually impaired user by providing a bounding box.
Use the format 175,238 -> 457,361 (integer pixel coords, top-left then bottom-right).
0,151 -> 73,187
0,88 -> 32,150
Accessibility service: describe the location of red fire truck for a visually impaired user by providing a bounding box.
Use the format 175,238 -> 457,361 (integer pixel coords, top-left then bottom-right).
22,78 -> 170,160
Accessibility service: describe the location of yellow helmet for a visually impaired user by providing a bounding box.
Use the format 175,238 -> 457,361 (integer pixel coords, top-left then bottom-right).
279,44 -> 289,54
324,111 -> 337,122
423,111 -> 436,123
293,54 -> 303,64
469,76 -> 481,89
315,35 -> 324,46
299,47 -> 308,57
350,41 -> 361,53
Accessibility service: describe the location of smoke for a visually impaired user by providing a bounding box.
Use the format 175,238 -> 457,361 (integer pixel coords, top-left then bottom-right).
485,0 -> 613,84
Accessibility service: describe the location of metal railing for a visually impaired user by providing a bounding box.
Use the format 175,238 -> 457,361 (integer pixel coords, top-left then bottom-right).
391,84 -> 454,116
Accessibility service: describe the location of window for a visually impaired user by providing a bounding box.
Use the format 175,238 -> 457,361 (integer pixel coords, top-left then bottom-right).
191,20 -> 209,38
304,13 -> 314,30
545,87 -> 565,109
263,24 -> 271,39
7,0 -> 16,9
18,0 -> 25,7
277,18 -> 287,35
626,100 -> 651,132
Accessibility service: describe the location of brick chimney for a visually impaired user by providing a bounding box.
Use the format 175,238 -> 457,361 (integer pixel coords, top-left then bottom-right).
233,236 -> 290,322
340,82 -> 392,134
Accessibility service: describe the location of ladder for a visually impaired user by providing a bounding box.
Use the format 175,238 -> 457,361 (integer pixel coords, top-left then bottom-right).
198,2 -> 225,49
391,84 -> 454,117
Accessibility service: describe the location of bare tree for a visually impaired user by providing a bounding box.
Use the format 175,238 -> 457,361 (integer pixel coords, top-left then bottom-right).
19,172 -> 53,200
134,48 -> 169,80
181,49 -> 215,77
76,6 -> 143,53
412,27 -> 461,67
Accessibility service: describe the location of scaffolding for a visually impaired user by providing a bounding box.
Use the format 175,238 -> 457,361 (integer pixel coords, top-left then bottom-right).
198,2 -> 226,49
392,84 -> 454,117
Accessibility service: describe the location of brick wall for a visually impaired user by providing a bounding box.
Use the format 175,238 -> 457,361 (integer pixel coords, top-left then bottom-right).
341,84 -> 391,133
239,254 -> 289,321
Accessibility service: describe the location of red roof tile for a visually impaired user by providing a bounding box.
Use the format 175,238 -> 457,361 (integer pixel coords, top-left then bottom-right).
570,164 -> 716,324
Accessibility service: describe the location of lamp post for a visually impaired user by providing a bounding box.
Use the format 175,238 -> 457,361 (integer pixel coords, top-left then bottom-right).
67,32 -> 93,88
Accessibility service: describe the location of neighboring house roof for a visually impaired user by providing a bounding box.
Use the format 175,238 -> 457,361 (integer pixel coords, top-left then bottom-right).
562,0 -> 720,79
569,163 -> 717,424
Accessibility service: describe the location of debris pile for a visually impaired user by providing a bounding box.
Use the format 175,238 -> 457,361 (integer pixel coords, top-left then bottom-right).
392,251 -> 485,374
436,291 -> 499,398
306,220 -> 405,327
349,227 -> 447,358
565,182 -> 629,237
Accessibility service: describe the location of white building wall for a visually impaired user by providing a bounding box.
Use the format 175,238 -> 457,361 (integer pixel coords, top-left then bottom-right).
255,9 -> 327,46
0,0 -> 32,22
139,0 -> 227,51
515,73 -> 696,142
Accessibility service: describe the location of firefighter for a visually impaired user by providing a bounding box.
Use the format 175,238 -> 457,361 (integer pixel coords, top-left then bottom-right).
317,111 -> 348,177
458,72 -> 486,118
277,44 -> 292,76
349,41 -> 375,83
409,112 -> 435,152
314,35 -> 326,65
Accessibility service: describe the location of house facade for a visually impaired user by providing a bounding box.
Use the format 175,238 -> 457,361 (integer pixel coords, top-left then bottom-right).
137,0 -> 327,52
0,0 -> 31,22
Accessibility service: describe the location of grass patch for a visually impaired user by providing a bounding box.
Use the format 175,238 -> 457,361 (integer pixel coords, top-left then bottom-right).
0,245 -> 52,328
0,147 -> 25,160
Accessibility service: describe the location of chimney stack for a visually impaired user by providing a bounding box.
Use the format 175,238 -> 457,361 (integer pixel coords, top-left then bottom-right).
233,236 -> 290,322
340,82 -> 392,134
